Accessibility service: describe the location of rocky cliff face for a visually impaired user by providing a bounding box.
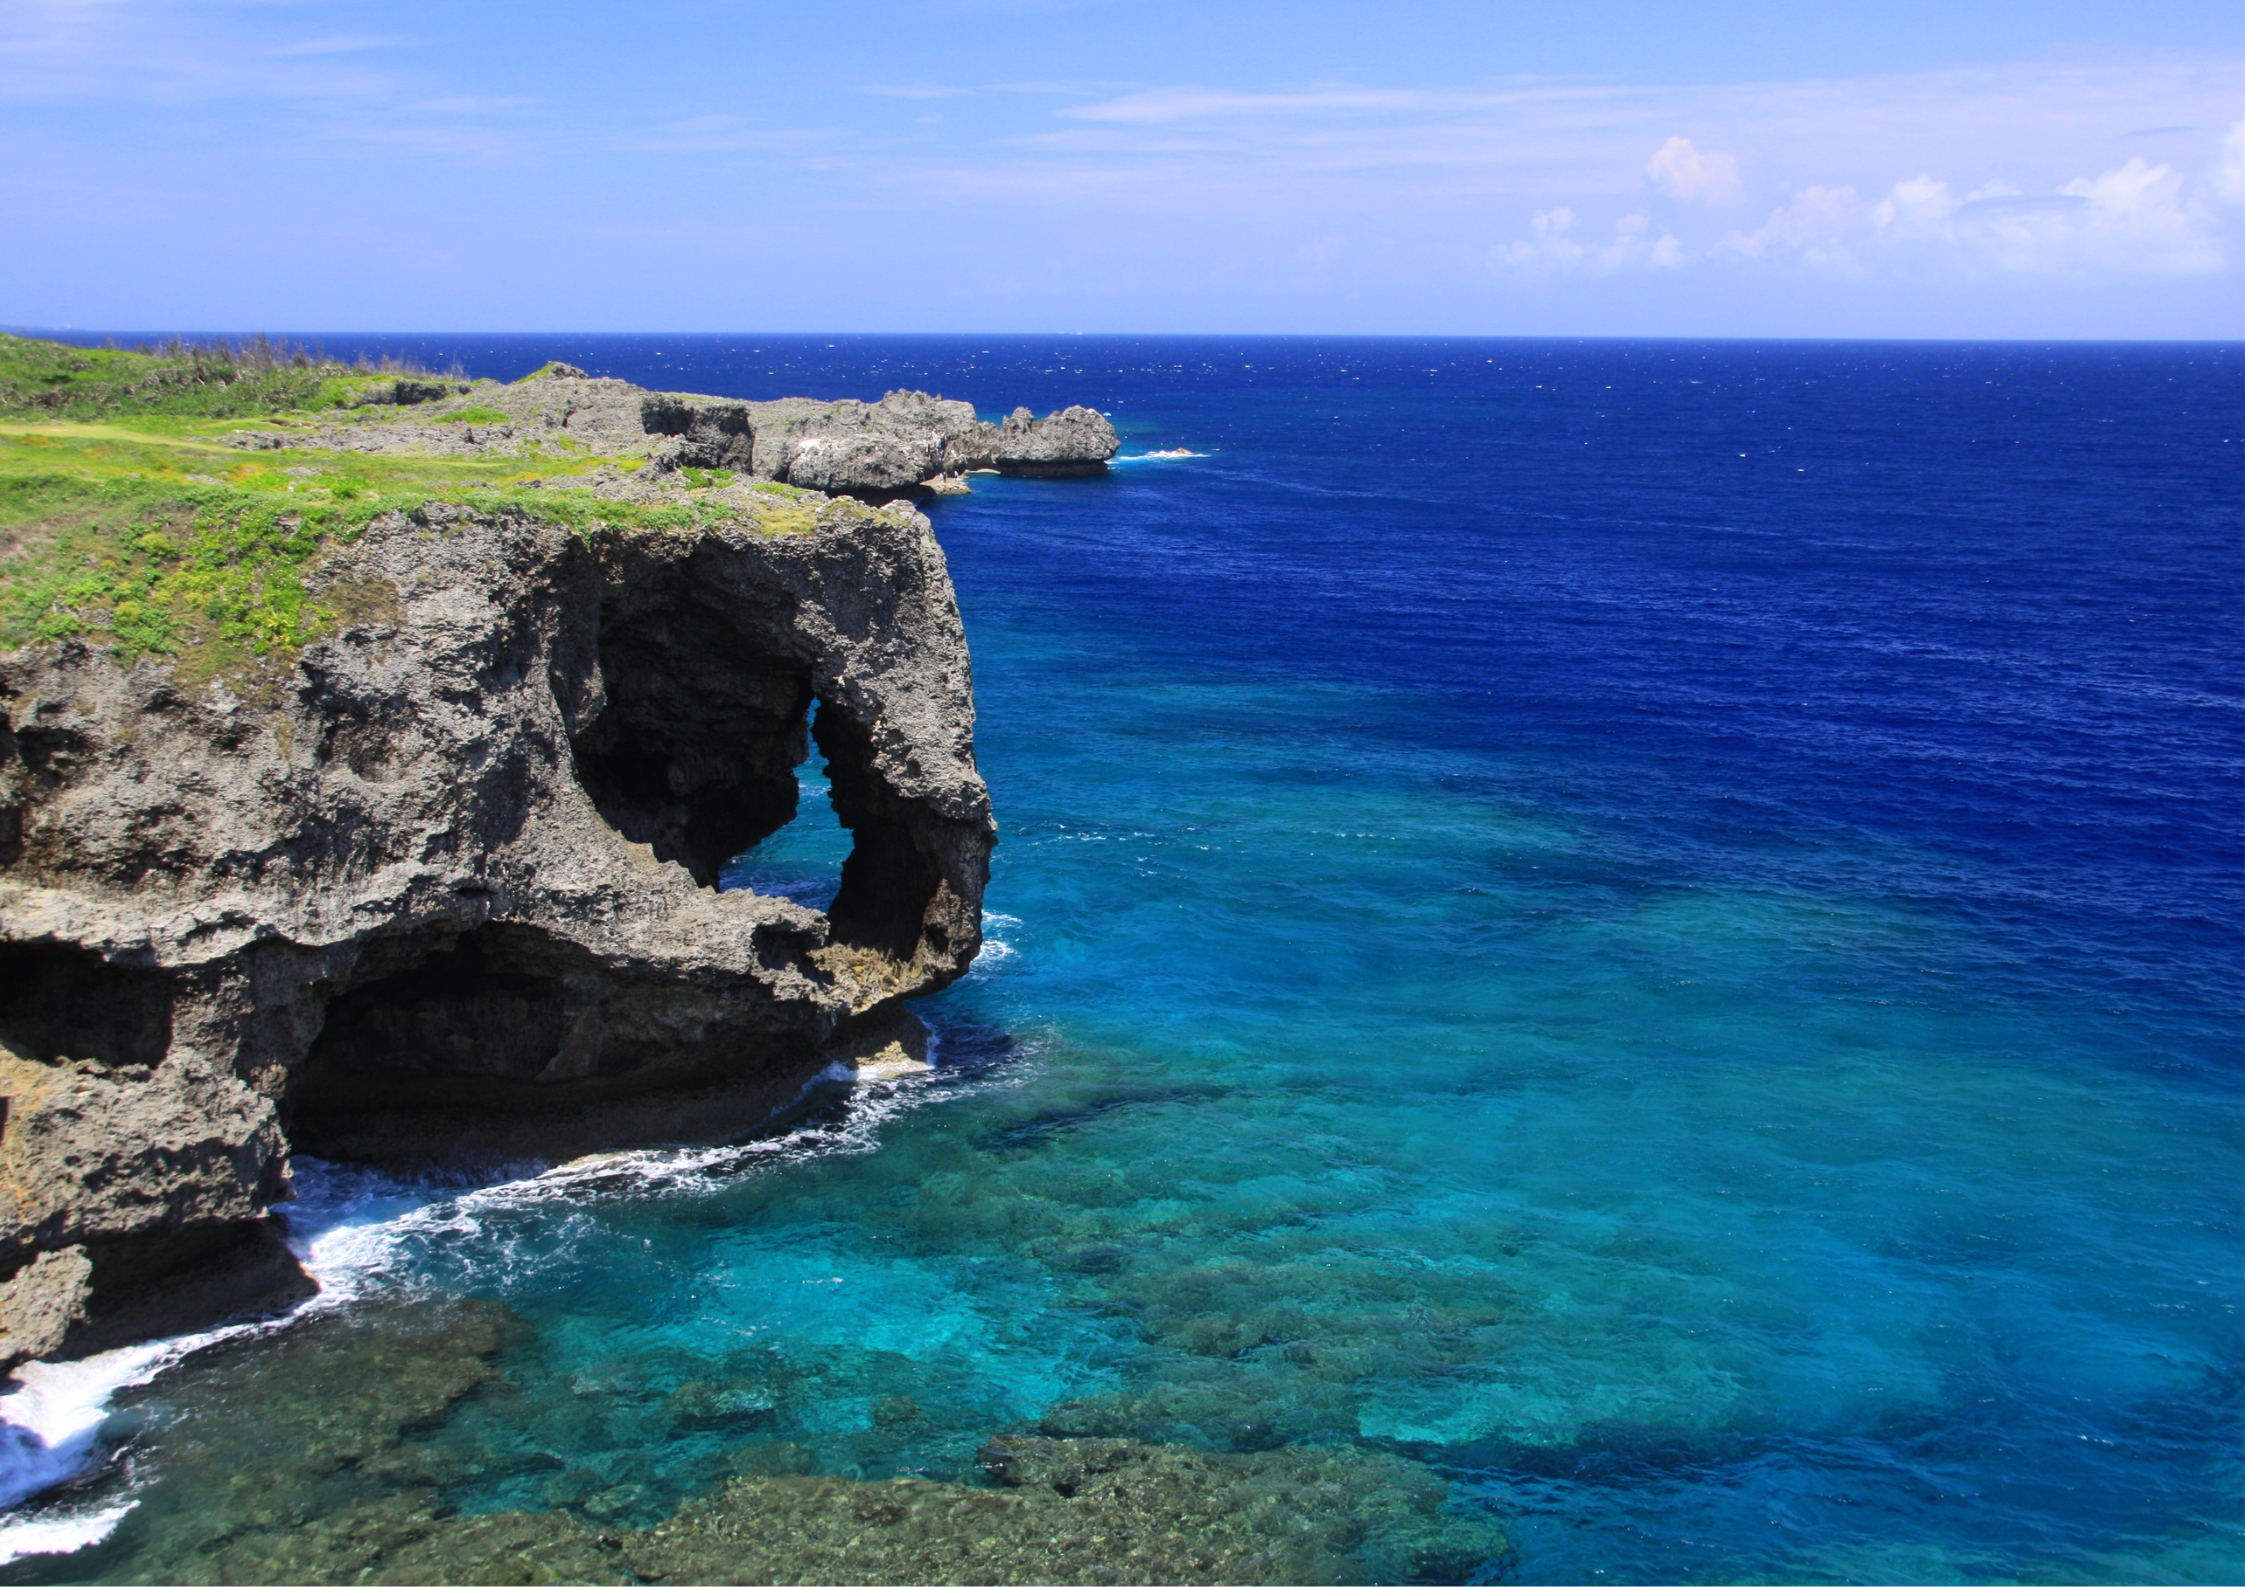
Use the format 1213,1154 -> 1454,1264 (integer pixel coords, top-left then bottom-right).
0,494 -> 998,1369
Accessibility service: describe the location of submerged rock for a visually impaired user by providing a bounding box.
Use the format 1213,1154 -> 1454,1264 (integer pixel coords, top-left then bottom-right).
621,1435 -> 1508,1586
106,1441 -> 1505,1585
20,1294 -> 1509,1585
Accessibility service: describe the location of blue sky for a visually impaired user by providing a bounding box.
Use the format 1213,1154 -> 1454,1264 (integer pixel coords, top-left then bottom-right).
5,1 -> 2242,337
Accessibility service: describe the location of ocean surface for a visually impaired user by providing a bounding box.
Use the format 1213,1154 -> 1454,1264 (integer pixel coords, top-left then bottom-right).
2,335 -> 2240,1583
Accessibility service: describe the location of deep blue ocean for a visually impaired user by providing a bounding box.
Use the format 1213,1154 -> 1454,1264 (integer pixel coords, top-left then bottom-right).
5,335 -> 2241,1583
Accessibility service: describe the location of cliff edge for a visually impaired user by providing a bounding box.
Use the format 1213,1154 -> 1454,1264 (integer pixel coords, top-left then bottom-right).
0,336 -> 1115,1369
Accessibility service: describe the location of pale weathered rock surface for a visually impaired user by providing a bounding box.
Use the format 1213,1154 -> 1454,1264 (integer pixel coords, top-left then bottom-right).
0,494 -> 997,1366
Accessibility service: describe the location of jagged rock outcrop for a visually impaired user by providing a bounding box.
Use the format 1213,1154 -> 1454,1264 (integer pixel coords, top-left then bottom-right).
0,496 -> 995,1367
953,404 -> 1124,477
233,376 -> 1121,500
742,392 -> 1121,494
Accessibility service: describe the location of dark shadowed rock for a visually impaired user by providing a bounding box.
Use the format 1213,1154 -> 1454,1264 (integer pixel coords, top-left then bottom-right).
0,1246 -> 90,1366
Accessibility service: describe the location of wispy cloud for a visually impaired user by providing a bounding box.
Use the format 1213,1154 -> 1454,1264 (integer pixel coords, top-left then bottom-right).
861,84 -> 972,100
0,0 -> 402,104
1058,84 -> 1550,122
0,2 -> 568,168
1026,59 -> 2242,195
619,116 -> 841,155
409,95 -> 537,117
253,34 -> 397,61
337,123 -> 537,165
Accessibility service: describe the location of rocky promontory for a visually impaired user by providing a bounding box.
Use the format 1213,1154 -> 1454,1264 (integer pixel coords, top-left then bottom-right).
230,366 -> 1120,500
0,337 -> 1118,1369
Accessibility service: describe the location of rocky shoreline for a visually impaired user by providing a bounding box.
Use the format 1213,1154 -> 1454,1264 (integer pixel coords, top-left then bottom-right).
0,361 -> 1117,1371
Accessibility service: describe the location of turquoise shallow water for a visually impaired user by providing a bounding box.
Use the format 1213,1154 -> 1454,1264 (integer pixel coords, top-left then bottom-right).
3,337 -> 2240,1583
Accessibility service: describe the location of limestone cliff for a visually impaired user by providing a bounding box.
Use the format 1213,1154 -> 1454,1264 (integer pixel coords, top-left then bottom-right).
0,362 -> 1113,1370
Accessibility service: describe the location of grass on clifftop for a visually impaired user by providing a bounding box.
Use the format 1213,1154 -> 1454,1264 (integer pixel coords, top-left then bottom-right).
0,332 -> 409,425
0,333 -> 825,687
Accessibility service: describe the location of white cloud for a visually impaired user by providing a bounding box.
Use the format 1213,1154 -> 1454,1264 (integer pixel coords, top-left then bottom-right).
1645,136 -> 1742,203
1504,146 -> 2230,281
1871,173 -> 1957,234
1495,207 -> 1685,274
1715,186 -> 1863,267
2216,116 -> 2245,205
1494,205 -> 1578,268
1867,158 -> 2224,275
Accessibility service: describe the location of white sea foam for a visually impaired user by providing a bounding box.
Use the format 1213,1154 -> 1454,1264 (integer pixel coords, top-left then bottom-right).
271,1060 -> 954,1305
0,1345 -> 170,1512
0,1055 -> 960,1560
0,1162 -> 507,1560
1113,448 -> 1203,461
974,911 -> 1021,969
0,1321 -> 264,1561
279,1161 -> 462,1305
0,1501 -> 139,1567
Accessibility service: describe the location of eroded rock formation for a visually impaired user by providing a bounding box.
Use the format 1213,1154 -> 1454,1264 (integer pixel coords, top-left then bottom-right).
0,496 -> 997,1366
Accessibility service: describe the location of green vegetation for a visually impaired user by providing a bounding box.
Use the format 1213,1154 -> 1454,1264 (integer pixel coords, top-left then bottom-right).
1,459 -> 378,672
0,332 -> 404,424
435,406 -> 511,426
0,333 -> 820,686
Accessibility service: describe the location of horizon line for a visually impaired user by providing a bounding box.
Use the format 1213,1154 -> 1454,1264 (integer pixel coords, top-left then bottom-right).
10,326 -> 2242,348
